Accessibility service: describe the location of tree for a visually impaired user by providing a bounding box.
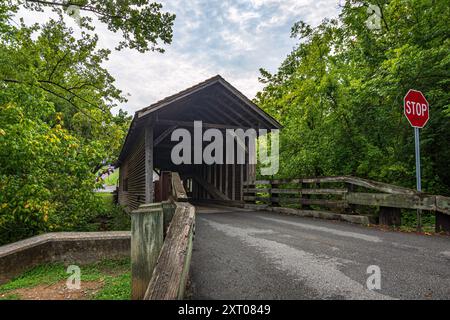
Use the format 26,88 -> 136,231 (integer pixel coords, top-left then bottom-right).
8,0 -> 175,52
256,0 -> 450,195
0,0 -> 171,243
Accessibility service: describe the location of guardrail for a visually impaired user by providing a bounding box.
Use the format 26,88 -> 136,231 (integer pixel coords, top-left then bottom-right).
131,171 -> 195,300
243,176 -> 450,232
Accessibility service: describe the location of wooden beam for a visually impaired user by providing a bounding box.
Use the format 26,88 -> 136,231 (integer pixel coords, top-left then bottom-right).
204,98 -> 251,127
346,192 -> 436,211
145,123 -> 154,203
187,173 -> 230,201
205,97 -> 255,127
154,125 -> 177,146
131,203 -> 163,300
144,202 -> 195,300
157,119 -> 251,130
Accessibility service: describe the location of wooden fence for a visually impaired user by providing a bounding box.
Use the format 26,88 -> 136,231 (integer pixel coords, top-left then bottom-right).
131,172 -> 195,300
243,176 -> 450,231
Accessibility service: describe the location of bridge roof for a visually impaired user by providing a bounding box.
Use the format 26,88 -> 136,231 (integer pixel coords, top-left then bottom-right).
117,75 -> 281,166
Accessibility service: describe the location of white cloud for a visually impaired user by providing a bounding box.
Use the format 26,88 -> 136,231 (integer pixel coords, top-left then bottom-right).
13,1 -> 341,115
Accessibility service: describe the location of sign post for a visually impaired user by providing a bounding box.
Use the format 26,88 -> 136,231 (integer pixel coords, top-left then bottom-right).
404,89 -> 429,232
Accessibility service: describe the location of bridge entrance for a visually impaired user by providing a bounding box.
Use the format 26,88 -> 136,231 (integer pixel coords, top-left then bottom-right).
115,75 -> 281,210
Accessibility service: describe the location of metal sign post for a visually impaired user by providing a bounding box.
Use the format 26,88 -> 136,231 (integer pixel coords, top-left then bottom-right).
404,89 -> 429,232
414,127 -> 422,231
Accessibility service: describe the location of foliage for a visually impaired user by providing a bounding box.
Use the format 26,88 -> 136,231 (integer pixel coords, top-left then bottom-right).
0,0 -> 171,243
0,102 -> 105,243
87,193 -> 130,232
256,0 -> 450,196
103,169 -> 119,186
8,0 -> 175,53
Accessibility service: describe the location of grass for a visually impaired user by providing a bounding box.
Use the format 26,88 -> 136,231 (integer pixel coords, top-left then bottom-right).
97,192 -> 115,210
103,169 -> 119,186
0,258 -> 131,300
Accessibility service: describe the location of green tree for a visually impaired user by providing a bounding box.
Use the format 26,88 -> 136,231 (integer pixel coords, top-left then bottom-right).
0,0 -> 171,243
256,0 -> 450,195
8,0 -> 175,52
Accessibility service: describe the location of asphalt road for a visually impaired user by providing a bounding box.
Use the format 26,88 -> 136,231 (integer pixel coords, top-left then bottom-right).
190,206 -> 450,300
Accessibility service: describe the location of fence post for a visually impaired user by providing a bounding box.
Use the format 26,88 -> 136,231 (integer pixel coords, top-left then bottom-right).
270,180 -> 278,207
435,212 -> 450,233
345,182 -> 356,214
131,203 -> 164,300
379,207 -> 402,226
162,201 -> 176,237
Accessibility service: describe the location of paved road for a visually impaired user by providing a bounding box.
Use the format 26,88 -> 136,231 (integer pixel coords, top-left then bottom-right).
190,206 -> 450,300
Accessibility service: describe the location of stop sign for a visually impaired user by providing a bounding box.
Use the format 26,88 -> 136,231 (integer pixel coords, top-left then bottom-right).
404,89 -> 429,128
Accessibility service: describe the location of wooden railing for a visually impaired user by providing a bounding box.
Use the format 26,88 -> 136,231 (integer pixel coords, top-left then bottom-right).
131,172 -> 195,300
144,202 -> 194,299
243,176 -> 450,230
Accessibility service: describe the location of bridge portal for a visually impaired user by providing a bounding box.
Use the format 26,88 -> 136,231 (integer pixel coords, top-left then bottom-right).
116,75 -> 281,210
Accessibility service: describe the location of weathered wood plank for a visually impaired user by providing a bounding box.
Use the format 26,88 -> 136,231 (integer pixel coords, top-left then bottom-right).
436,196 -> 450,215
131,203 -> 163,300
346,192 -> 436,211
244,188 -> 270,193
171,172 -> 188,201
270,188 -> 348,195
144,202 -> 195,300
299,198 -> 348,208
144,124 -> 154,203
243,196 -> 270,203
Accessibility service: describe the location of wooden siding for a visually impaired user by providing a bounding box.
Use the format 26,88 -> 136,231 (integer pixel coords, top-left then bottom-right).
119,134 -> 146,211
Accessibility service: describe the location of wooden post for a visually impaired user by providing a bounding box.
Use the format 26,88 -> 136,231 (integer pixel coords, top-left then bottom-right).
270,181 -> 278,207
301,182 -> 312,210
231,164 -> 236,200
345,182 -> 356,214
298,181 -> 303,209
435,212 -> 450,233
145,124 -> 154,204
131,203 -> 163,300
379,207 -> 402,226
162,201 -> 176,237
224,164 -> 229,199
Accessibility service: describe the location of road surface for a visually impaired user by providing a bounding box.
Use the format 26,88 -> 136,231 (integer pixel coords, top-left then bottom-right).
190,205 -> 450,300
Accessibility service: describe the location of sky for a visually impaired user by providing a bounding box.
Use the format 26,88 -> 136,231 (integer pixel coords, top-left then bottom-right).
17,0 -> 342,115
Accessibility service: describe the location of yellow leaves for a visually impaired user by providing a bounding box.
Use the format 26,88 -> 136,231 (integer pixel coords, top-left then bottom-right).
41,201 -> 50,223
0,128 -> 5,136
55,112 -> 63,123
0,203 -> 7,209
45,133 -> 60,144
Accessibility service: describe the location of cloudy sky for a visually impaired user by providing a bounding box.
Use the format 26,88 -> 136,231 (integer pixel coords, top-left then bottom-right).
18,0 -> 341,114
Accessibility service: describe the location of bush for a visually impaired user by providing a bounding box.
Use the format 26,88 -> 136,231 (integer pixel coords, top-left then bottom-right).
0,103 -> 106,245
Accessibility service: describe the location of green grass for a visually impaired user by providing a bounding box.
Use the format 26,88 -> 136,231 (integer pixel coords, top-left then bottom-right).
103,169 -> 119,186
97,192 -> 114,210
0,258 -> 131,300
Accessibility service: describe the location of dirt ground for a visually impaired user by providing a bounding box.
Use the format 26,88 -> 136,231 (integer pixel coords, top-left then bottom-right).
0,280 -> 105,300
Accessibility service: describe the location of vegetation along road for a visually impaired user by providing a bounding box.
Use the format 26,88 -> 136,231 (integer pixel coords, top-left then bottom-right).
191,206 -> 450,300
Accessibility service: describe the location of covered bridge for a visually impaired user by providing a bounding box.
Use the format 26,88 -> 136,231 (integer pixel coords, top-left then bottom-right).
116,75 -> 281,211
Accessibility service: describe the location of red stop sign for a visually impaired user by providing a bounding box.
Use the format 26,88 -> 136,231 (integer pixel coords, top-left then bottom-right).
404,89 -> 429,128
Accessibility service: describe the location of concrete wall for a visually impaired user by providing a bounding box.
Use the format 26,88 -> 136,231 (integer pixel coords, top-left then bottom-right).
0,231 -> 130,285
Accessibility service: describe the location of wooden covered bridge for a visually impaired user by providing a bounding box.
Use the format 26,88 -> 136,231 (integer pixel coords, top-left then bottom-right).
114,76 -> 449,300
116,75 -> 281,209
